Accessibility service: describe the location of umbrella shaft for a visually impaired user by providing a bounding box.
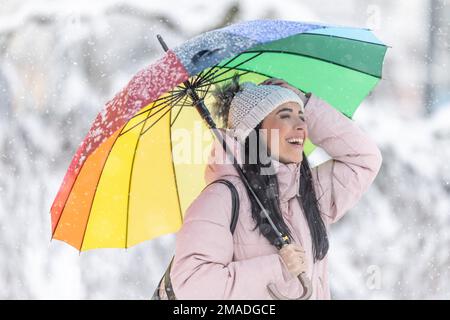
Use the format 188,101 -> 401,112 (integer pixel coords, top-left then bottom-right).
189,89 -> 217,129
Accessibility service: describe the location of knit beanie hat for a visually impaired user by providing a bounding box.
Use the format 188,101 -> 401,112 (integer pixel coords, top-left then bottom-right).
227,82 -> 305,143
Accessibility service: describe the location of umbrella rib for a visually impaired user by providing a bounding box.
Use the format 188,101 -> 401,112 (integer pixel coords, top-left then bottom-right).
125,106 -> 154,249
130,90 -> 186,120
120,94 -> 183,137
243,49 -> 382,78
194,87 -> 209,93
189,87 -> 209,95
199,52 -> 263,86
170,107 -> 183,128
192,64 -> 218,88
121,104 -> 172,137
143,93 -> 185,131
168,108 -> 184,226
301,32 -> 390,48
183,52 -> 261,100
170,95 -> 190,127
195,70 -> 254,90
51,152 -> 91,242
199,76 -> 214,100
192,52 -> 245,88
191,67 -> 210,88
139,101 -> 178,136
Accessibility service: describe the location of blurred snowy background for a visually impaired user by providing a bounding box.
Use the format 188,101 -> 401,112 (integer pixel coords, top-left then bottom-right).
0,0 -> 449,299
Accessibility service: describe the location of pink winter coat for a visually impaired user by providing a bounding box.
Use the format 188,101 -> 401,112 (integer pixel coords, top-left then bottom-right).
170,94 -> 383,300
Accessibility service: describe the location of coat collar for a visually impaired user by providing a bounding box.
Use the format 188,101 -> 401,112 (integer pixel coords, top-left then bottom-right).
271,158 -> 301,203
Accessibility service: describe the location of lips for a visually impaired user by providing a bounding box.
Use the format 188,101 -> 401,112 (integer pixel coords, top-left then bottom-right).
286,137 -> 304,146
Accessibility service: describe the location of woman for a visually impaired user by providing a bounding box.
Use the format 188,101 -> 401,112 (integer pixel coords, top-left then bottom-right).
169,74 -> 383,299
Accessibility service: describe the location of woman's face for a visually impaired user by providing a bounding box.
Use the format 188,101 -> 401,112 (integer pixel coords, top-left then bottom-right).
260,101 -> 307,164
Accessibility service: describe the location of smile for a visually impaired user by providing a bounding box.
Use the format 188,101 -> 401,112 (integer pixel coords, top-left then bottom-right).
286,137 -> 304,147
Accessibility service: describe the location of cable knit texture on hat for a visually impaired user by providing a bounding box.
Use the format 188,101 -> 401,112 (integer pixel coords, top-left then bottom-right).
227,82 -> 305,142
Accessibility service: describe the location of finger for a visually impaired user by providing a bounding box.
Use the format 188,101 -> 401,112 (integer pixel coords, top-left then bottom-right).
271,79 -> 287,84
283,244 -> 300,252
266,79 -> 285,85
292,252 -> 305,259
292,245 -> 305,250
262,78 -> 279,83
291,247 -> 305,254
284,248 -> 303,257
285,252 -> 297,260
295,253 -> 306,262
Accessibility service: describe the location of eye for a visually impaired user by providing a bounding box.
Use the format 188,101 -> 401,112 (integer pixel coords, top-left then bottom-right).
280,114 -> 290,119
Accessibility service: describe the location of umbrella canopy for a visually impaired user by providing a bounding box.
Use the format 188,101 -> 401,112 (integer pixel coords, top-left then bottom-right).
51,19 -> 387,252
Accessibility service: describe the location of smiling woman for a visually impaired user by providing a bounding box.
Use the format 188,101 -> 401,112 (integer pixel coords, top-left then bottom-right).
166,73 -> 382,300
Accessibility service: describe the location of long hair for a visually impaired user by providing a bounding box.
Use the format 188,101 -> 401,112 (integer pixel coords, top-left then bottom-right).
211,73 -> 329,262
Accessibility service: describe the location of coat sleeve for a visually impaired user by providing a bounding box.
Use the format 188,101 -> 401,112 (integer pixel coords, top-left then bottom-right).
170,182 -> 291,300
305,94 -> 383,225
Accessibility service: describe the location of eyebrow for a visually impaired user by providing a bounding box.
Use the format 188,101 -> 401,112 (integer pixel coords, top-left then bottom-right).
276,108 -> 304,115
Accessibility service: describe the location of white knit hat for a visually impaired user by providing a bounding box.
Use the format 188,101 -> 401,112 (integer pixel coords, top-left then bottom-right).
227,82 -> 305,143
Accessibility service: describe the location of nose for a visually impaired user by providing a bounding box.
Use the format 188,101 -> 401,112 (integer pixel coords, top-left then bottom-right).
294,118 -> 307,137
294,118 -> 306,130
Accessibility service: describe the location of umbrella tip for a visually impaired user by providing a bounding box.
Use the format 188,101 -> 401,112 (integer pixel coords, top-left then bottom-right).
156,34 -> 169,52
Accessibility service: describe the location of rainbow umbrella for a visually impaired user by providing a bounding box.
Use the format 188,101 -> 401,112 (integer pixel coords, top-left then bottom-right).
51,19 -> 387,254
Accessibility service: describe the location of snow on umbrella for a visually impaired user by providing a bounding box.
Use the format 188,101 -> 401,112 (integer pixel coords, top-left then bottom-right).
50,19 -> 387,298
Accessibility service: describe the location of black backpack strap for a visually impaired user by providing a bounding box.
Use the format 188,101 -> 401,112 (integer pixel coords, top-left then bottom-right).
208,178 -> 240,234
163,257 -> 176,300
152,256 -> 175,300
154,179 -> 240,300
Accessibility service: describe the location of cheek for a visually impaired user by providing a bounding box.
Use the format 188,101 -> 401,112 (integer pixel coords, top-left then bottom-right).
263,122 -> 285,146
274,123 -> 290,144
261,118 -> 292,149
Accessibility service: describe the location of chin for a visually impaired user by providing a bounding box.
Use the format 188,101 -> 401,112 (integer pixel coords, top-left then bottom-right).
292,159 -> 302,164
280,155 -> 303,164
290,153 -> 303,164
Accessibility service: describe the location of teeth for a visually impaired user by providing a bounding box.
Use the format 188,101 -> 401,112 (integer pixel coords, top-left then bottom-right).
287,138 -> 304,145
